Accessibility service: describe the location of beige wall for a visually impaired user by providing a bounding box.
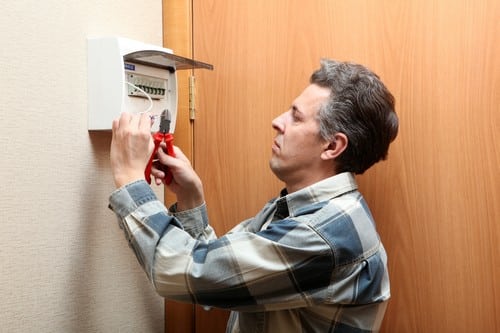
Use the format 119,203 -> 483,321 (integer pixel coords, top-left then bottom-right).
0,1 -> 165,331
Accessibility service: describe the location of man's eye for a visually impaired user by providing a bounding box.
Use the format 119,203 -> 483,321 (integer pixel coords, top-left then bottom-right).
292,112 -> 302,122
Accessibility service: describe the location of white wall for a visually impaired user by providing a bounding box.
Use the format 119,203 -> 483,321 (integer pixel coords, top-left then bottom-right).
0,1 -> 166,331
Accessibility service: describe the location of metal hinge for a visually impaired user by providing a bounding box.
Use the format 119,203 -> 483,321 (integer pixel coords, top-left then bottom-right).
189,75 -> 196,120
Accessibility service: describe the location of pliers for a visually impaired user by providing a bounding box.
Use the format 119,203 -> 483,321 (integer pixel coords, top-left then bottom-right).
144,109 -> 175,185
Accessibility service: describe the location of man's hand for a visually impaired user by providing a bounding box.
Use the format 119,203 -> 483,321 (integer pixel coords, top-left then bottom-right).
110,112 -> 154,188
152,145 -> 205,211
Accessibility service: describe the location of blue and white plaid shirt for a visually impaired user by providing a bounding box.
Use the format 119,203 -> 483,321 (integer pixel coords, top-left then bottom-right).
109,172 -> 390,332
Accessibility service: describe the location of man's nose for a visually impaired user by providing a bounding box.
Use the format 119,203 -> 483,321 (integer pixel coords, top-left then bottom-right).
272,113 -> 285,132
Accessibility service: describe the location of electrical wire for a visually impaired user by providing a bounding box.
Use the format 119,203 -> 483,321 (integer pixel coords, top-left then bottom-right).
125,81 -> 154,115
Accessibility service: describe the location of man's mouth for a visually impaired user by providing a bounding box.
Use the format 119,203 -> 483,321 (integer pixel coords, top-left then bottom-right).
272,140 -> 280,153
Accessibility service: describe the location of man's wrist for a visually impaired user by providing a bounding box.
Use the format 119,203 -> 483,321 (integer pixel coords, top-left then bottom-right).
175,181 -> 205,211
114,173 -> 145,188
175,194 -> 205,212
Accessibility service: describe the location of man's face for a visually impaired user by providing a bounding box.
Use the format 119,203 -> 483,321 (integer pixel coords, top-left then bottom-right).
270,84 -> 331,190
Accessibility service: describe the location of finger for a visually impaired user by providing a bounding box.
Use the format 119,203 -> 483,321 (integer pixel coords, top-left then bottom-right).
128,112 -> 140,130
157,145 -> 178,167
111,118 -> 119,140
112,118 -> 119,132
172,146 -> 189,162
118,112 -> 132,130
151,162 -> 165,178
159,145 -> 190,163
139,112 -> 153,132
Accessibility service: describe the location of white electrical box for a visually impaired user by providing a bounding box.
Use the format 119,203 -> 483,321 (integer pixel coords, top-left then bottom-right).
87,37 -> 213,131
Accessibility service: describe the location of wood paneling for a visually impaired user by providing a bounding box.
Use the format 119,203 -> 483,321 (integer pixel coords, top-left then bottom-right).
165,0 -> 500,331
162,1 -> 196,332
356,1 -> 500,331
162,0 -> 193,161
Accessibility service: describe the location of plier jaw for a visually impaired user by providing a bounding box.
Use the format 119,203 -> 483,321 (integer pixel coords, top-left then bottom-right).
144,110 -> 175,184
158,109 -> 172,134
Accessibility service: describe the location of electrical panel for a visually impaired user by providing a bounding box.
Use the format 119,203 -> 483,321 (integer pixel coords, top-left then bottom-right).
87,37 -> 213,131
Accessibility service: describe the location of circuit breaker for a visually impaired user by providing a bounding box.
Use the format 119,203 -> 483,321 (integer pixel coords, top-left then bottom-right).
87,36 -> 213,131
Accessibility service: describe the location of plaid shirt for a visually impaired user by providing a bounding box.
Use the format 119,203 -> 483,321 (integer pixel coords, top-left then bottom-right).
109,172 -> 390,332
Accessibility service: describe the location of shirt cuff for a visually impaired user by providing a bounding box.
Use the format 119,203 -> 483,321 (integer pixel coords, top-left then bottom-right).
109,180 -> 160,218
169,202 -> 209,237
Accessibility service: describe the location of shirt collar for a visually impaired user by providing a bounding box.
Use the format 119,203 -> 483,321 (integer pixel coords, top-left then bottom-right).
276,172 -> 358,218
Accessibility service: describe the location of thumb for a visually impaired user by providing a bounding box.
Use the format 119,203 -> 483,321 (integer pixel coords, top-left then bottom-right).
158,145 -> 191,164
171,146 -> 190,163
156,145 -> 176,167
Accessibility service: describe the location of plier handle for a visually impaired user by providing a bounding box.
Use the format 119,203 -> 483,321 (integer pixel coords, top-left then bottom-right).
144,110 -> 175,185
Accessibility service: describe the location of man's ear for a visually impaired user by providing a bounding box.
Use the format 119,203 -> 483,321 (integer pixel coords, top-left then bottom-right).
321,133 -> 348,160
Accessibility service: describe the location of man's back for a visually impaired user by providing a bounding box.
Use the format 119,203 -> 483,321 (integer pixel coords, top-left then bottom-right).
225,172 -> 390,332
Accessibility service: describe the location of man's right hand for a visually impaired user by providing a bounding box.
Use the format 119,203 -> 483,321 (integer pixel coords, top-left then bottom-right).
152,145 -> 205,211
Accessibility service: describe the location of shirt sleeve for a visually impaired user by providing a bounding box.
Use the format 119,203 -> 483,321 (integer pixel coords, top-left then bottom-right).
109,180 -> 183,282
153,217 -> 336,311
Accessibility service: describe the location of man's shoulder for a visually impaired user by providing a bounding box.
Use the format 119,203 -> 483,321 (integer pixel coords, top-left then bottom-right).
295,192 -> 382,266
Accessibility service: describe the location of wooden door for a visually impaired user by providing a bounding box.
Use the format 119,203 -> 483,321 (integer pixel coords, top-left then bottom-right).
165,0 -> 500,332
163,1 -> 196,332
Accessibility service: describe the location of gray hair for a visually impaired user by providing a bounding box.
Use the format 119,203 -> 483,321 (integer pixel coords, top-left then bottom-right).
310,59 -> 399,174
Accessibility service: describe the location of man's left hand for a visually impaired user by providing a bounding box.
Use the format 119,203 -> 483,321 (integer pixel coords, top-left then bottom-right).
110,112 -> 154,188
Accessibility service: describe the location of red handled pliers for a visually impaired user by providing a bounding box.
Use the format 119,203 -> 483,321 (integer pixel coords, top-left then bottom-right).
144,109 -> 175,185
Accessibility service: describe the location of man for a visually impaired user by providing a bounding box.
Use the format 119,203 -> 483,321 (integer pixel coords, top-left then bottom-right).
109,59 -> 398,332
